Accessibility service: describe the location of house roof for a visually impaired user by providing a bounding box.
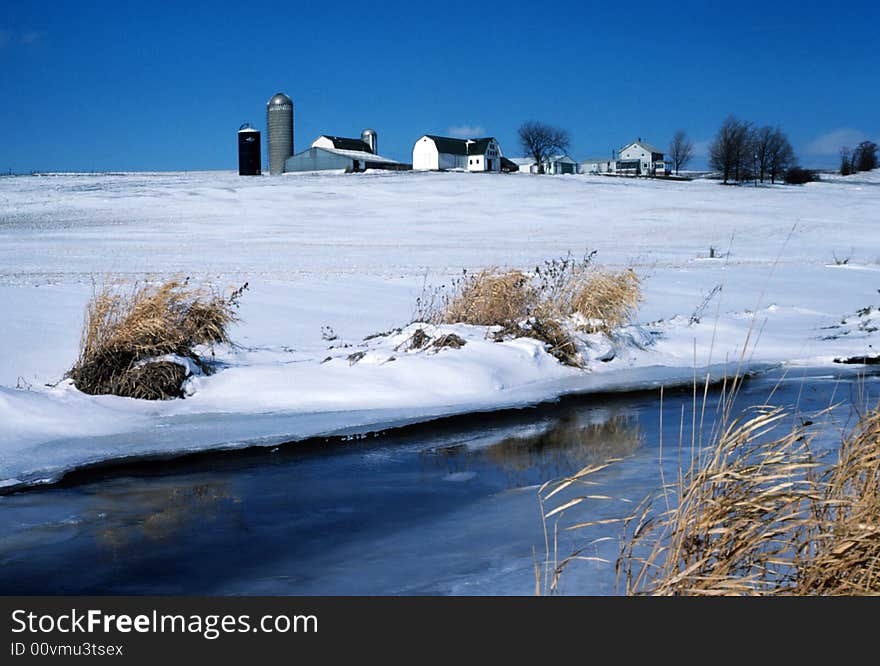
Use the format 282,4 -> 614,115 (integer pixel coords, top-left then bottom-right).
510,157 -> 536,166
317,135 -> 373,152
423,135 -> 497,156
621,140 -> 662,154
547,154 -> 577,163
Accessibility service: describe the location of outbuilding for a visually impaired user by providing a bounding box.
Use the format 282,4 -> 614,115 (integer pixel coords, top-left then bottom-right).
580,157 -> 615,174
543,154 -> 578,175
510,157 -> 538,173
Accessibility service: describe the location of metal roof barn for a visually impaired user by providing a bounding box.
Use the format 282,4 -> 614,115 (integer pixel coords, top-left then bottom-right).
283,146 -> 406,173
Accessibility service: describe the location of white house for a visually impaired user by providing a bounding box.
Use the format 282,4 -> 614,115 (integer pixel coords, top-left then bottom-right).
412,135 -> 503,172
616,139 -> 668,176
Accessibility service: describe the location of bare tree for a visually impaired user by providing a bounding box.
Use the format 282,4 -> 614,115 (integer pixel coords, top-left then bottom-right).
840,147 -> 853,175
754,126 -> 774,182
763,128 -> 795,184
518,121 -> 570,174
669,130 -> 694,175
709,115 -> 754,184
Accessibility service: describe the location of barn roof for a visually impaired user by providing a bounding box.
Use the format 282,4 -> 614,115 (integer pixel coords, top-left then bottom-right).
424,135 -> 498,156
317,135 -> 373,152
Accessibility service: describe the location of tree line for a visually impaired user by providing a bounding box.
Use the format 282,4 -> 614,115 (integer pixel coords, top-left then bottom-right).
840,142 -> 878,175
516,117 -> 876,183
707,116 -> 797,184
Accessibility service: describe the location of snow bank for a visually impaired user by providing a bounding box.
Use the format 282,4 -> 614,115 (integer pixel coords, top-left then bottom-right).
1,170 -> 878,487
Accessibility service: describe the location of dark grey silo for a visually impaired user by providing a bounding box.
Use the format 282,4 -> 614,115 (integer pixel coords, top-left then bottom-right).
266,92 -> 293,175
237,124 -> 261,176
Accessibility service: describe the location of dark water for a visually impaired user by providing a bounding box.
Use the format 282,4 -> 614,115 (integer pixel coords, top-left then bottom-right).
0,368 -> 874,595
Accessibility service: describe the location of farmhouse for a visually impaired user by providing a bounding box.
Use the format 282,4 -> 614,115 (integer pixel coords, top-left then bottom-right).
412,135 -> 503,172
616,139 -> 668,176
284,131 -> 407,173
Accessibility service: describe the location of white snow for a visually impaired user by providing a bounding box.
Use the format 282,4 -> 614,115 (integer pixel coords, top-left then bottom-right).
1,169 -> 878,487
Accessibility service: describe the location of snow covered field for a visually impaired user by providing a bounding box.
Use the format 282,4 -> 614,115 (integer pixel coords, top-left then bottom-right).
1,169 -> 878,488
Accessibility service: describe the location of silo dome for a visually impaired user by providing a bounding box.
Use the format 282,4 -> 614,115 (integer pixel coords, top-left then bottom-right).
268,92 -> 293,107
361,128 -> 377,155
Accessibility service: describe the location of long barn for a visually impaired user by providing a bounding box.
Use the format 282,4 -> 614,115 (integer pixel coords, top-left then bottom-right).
412,136 -> 503,172
284,132 -> 408,173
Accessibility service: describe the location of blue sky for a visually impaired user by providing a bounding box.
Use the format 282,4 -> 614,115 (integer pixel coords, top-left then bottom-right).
1,0 -> 877,172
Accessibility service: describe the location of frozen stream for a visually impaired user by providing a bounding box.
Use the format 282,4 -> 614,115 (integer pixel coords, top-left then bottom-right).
0,366 -> 874,595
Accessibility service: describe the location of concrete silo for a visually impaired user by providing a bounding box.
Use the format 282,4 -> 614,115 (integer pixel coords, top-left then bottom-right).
266,92 -> 293,175
361,128 -> 377,155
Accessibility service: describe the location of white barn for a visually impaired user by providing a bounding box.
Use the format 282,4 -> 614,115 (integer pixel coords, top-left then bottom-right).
412,135 -> 503,172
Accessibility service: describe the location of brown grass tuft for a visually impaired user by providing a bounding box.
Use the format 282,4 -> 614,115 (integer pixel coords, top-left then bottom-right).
67,278 -> 245,400
443,269 -> 536,327
567,268 -> 641,336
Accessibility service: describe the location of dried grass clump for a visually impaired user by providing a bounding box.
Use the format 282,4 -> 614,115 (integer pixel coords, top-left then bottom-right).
413,254 -> 642,368
67,278 -> 245,399
616,401 -> 880,596
443,269 -> 536,327
567,268 -> 641,335
796,409 -> 880,595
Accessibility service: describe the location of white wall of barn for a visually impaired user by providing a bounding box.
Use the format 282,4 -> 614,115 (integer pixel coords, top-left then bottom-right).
412,137 -> 439,170
439,152 -> 467,170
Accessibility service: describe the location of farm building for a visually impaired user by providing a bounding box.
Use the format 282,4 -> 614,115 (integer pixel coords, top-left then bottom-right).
616,139 -> 668,176
511,155 -> 579,174
284,130 -> 407,173
580,157 -> 615,174
510,157 -> 538,173
412,136 -> 503,172
543,154 -> 578,175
